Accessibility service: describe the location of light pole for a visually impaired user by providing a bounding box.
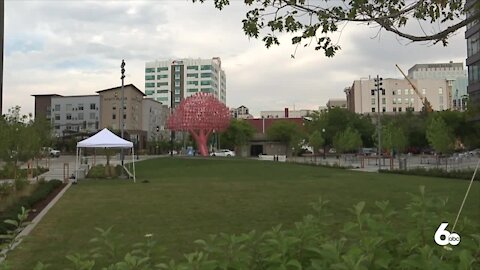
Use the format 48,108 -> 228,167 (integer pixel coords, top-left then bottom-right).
120,60 -> 125,176
374,75 -> 384,171
322,128 -> 326,159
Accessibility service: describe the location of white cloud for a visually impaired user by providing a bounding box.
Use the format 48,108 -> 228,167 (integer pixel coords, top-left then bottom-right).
2,1 -> 467,117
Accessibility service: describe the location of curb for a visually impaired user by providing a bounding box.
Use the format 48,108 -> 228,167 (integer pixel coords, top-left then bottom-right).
1,182 -> 72,259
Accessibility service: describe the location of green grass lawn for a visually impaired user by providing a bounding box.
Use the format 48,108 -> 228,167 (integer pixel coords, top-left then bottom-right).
7,158 -> 480,269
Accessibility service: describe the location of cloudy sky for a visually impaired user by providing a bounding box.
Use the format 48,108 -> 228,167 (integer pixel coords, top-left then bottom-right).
4,0 -> 467,116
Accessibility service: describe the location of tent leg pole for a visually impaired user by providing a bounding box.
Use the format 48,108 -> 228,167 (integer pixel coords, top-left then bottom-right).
132,147 -> 136,183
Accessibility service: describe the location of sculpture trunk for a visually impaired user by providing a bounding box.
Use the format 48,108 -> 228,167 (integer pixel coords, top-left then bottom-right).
191,129 -> 210,156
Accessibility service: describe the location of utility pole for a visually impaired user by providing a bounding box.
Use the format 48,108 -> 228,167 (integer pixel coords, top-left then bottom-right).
120,60 -> 125,172
0,0 -> 4,115
374,75 -> 384,171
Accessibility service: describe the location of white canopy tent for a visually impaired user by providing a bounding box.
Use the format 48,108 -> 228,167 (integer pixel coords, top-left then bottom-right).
76,128 -> 136,182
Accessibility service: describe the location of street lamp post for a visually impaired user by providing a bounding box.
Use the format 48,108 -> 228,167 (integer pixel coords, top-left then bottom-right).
374,75 -> 384,171
120,60 -> 125,177
322,128 -> 326,159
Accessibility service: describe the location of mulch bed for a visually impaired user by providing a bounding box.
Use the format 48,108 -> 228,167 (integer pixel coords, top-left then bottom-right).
26,182 -> 68,222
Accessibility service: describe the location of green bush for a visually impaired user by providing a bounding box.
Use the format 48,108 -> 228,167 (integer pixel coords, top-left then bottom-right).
0,180 -> 63,235
381,168 -> 476,180
11,187 -> 479,269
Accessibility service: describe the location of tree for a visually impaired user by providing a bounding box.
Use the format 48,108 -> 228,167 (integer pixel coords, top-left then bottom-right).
426,115 -> 454,155
333,126 -> 362,154
382,122 -> 408,156
194,0 -> 479,57
308,130 -> 324,156
267,120 -> 304,156
166,93 -> 231,156
0,106 -> 50,178
220,119 -> 255,153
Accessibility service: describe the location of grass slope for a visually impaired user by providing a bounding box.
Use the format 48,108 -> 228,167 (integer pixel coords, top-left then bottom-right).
7,158 -> 480,269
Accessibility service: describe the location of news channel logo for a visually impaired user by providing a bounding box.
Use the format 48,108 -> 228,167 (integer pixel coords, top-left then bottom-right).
434,222 -> 460,246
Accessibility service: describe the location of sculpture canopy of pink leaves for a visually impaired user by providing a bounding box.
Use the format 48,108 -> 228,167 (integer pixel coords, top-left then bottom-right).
166,93 -> 231,156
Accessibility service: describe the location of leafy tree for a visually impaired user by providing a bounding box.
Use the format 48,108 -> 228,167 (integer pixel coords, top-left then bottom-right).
308,130 -> 324,155
426,115 -> 454,154
382,122 -> 408,155
220,119 -> 255,153
333,126 -> 362,154
193,0 -> 478,57
306,108 -> 374,148
0,106 -> 50,178
267,120 -> 304,156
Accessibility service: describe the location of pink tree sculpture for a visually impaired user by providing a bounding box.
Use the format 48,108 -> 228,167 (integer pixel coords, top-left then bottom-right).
166,93 -> 231,156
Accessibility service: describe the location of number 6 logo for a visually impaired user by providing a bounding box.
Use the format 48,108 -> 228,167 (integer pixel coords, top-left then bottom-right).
434,222 -> 460,246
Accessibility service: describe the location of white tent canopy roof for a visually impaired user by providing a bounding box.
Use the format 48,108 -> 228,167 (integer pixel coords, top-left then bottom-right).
77,128 -> 133,148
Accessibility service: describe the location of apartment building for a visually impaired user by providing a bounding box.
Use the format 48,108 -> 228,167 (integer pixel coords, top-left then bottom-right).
144,57 -> 226,107
31,94 -> 62,120
345,78 -> 449,114
142,98 -> 170,141
408,61 -> 468,111
466,0 -> 480,121
231,105 -> 253,119
50,95 -> 100,137
96,84 -> 145,145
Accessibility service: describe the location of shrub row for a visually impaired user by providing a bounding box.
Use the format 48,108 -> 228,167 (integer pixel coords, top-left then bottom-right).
380,167 -> 476,180
0,166 -> 49,179
0,179 -> 63,235
86,164 -> 123,179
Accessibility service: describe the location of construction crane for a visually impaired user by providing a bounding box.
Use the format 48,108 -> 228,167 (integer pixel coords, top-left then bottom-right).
395,64 -> 433,112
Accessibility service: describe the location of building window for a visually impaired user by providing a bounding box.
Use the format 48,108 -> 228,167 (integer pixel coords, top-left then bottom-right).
112,114 -> 116,120
392,90 -> 395,96
410,98 -> 414,105
90,112 -> 96,119
157,90 -> 169,93
187,73 -> 198,78
175,73 -> 181,80
404,89 -> 409,95
439,87 -> 443,94
145,82 -> 155,88
78,104 -> 84,111
66,104 -> 72,111
439,105 -> 444,110
371,108 -> 375,112
187,88 -> 198,93
187,81 -> 199,86
175,80 -> 180,87
201,80 -> 212,86
404,98 -> 409,104
66,113 -> 72,120
382,107 -> 386,112
157,82 -> 168,86
201,65 -> 212,70
54,104 -> 60,111
410,89 -> 414,95
422,88 -> 426,95
157,74 -> 168,79
393,107 -> 397,112
399,107 -> 402,112
392,98 -> 397,104
201,73 -> 212,78
187,66 -> 199,70
175,88 -> 180,94
397,98 -> 402,104
157,67 -> 168,72
145,75 -> 155,80
439,96 -> 444,104
397,89 -> 401,95
382,98 -> 386,105
55,114 -> 60,120
78,113 -> 84,120
123,114 -> 126,120
145,90 -> 155,95
371,98 -> 376,105
145,68 -> 155,73
90,103 -> 96,110
175,66 -> 181,72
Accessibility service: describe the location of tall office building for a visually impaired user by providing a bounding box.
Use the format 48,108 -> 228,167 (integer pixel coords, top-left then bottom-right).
465,0 -> 480,121
144,57 -> 226,108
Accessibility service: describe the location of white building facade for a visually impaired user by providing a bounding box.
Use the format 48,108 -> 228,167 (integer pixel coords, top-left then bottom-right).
145,57 -> 226,107
345,78 -> 450,114
50,95 -> 100,137
408,62 -> 468,110
142,98 -> 170,141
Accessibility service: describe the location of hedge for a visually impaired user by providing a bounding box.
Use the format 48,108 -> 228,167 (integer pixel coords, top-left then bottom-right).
380,167 -> 476,180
